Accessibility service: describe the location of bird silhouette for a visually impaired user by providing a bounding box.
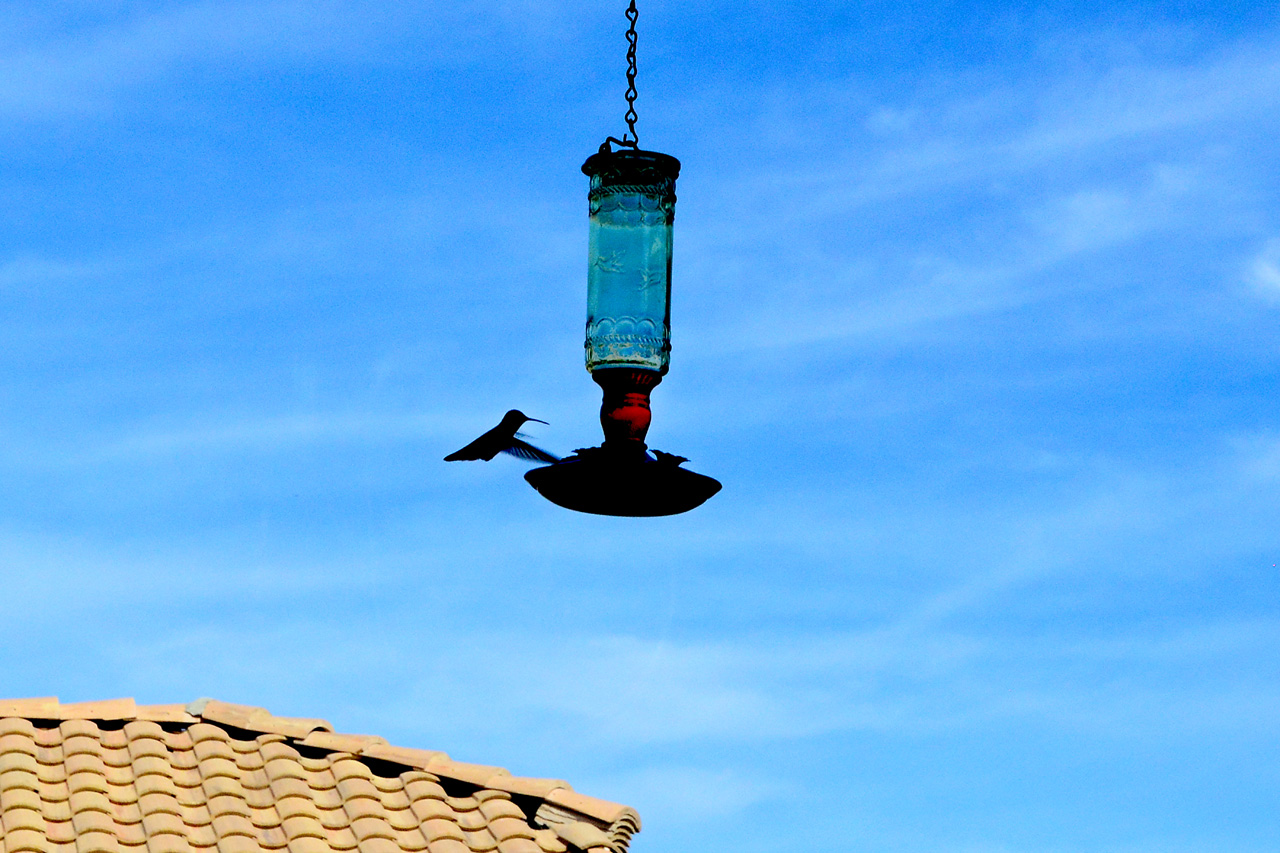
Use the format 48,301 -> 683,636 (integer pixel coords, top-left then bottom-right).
444,410 -> 559,463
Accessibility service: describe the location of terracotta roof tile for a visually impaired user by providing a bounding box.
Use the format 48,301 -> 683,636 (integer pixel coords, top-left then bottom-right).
321,828 -> 354,850
422,760 -> 509,790
541,791 -> 634,829
300,732 -> 389,753
463,827 -> 499,850
46,819 -> 75,843
497,837 -> 544,853
0,699 -> 640,853
362,745 -> 448,768
396,828 -> 429,851
133,707 -> 197,726
484,778 -> 569,801
213,834 -> 254,853
424,837 -> 470,853
59,701 -> 137,722
146,836 -> 188,853
0,700 -> 59,720
531,828 -> 566,853
387,811 -> 420,833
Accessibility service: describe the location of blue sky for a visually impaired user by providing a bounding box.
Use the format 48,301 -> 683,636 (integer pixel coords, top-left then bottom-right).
2,1 -> 1279,850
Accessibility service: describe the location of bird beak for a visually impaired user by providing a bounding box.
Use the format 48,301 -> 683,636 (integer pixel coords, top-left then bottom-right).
528,418 -> 548,425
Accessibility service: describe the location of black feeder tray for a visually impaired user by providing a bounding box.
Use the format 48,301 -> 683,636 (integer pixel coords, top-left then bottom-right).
525,445 -> 721,517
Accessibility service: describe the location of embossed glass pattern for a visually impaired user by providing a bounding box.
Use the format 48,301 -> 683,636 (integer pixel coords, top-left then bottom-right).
581,150 -> 680,374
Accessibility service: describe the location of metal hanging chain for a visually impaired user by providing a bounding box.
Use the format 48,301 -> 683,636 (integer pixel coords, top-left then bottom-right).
622,0 -> 639,145
603,0 -> 641,151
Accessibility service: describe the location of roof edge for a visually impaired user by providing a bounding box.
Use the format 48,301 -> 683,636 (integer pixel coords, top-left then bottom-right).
1,696 -> 640,851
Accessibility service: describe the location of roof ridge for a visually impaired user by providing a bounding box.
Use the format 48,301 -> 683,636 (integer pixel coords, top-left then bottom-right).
0,696 -> 640,847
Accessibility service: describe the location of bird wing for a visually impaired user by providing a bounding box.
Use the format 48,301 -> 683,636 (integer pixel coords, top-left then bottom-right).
501,438 -> 559,463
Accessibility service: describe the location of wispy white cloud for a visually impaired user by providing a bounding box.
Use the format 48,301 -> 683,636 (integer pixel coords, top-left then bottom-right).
0,255 -> 111,289
688,163 -> 1208,359
598,765 -> 787,822
19,410 -> 460,467
1244,238 -> 1280,303
674,35 -> 1280,364
756,35 -> 1280,209
0,0 -> 602,119
89,608 -> 1280,751
0,1 -> 346,116
0,525 -> 346,633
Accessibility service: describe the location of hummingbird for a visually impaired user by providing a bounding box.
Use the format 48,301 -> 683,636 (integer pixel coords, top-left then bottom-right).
444,410 -> 560,463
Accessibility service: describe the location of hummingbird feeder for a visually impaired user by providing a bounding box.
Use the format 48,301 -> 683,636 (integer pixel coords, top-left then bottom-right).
525,1 -> 721,517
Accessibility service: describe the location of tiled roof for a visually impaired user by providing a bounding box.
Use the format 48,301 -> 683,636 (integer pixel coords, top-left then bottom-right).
0,698 -> 639,853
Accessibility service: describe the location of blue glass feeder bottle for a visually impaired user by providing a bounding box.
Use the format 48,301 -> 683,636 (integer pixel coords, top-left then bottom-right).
583,149 -> 679,375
